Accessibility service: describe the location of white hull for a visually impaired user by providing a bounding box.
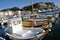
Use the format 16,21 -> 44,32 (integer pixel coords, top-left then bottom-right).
5,28 -> 45,40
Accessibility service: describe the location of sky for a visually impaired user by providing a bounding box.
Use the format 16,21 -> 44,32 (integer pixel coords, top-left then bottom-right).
0,0 -> 60,10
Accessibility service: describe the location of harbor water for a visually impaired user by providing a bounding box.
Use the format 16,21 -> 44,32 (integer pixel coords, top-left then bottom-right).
42,17 -> 60,40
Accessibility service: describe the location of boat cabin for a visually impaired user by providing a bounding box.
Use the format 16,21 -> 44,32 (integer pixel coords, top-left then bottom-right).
7,17 -> 23,33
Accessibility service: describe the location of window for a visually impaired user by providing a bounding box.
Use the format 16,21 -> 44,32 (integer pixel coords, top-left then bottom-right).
13,20 -> 21,25
22,18 -> 29,22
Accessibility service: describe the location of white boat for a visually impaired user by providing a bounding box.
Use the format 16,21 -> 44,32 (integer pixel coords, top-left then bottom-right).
4,15 -> 47,40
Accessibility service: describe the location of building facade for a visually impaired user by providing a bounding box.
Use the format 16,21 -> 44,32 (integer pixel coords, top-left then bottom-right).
0,7 -> 21,18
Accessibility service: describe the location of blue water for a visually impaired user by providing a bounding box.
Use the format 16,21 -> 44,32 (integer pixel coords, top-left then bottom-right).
0,28 -> 5,40
0,28 -> 5,37
53,19 -> 60,39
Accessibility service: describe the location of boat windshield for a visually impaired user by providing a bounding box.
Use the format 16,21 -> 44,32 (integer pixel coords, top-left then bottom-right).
13,19 -> 21,25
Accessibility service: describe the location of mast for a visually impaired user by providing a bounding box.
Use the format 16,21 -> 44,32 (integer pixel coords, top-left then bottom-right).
30,0 -> 36,26
30,0 -> 34,14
